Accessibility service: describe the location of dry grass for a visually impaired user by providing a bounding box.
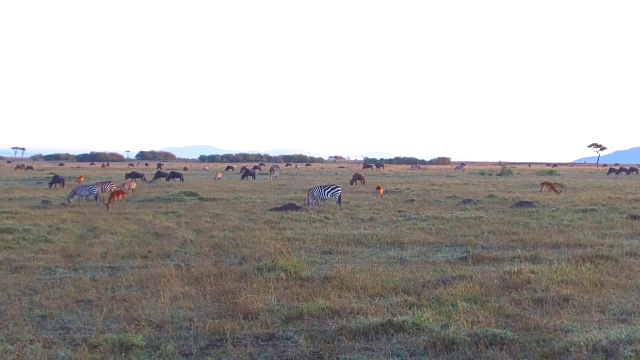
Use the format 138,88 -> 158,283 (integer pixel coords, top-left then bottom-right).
1,160 -> 640,359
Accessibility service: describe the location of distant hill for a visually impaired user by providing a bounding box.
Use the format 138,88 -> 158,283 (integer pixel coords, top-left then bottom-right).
160,145 -> 324,159
574,146 -> 640,165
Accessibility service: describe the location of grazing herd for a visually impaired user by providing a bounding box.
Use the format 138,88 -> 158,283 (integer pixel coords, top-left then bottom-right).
23,161 -> 640,212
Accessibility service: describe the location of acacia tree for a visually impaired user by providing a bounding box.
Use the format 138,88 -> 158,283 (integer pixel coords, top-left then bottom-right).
587,143 -> 607,167
20,147 -> 26,157
11,147 -> 19,157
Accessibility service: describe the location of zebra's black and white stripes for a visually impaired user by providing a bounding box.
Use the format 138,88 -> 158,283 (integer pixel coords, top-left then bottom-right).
67,185 -> 100,204
95,181 -> 116,193
306,184 -> 342,210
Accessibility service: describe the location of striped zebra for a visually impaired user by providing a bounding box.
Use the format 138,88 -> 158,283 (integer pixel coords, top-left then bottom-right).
95,181 -> 116,193
120,180 -> 137,193
306,184 -> 342,210
67,184 -> 100,204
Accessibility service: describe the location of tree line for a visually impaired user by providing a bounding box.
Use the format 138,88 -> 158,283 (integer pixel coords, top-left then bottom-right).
198,153 -> 325,164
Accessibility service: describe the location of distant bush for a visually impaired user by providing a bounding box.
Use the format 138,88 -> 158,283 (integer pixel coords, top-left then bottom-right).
536,169 -> 560,176
43,153 -> 77,161
76,152 -> 125,162
476,170 -> 493,176
497,165 -> 514,177
426,157 -> 452,165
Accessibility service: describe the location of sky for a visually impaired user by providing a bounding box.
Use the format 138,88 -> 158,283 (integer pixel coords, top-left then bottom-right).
1,1 -> 639,162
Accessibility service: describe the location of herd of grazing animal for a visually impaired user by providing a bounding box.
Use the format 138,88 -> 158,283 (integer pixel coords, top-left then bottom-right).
22,160 -> 640,212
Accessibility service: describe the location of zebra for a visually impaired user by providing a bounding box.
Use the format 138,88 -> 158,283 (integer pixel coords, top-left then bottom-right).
454,163 -> 466,171
67,184 -> 100,204
120,180 -> 137,193
95,181 -> 116,193
306,185 -> 342,210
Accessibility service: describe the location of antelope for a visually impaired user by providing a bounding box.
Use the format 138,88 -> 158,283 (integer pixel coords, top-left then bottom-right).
77,175 -> 84,184
102,190 -> 127,210
539,181 -> 561,195
350,173 -> 365,185
375,185 -> 385,199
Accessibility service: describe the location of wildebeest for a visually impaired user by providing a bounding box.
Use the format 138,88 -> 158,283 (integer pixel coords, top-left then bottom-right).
128,163 -> 135,167
48,175 -> 65,188
225,165 -> 235,172
241,169 -> 256,180
183,166 -> 189,171
150,170 -> 169,183
145,162 -> 149,167
252,165 -> 262,171
156,163 -> 164,170
258,162 -> 266,167
58,163 -> 65,167
240,165 -> 250,173
90,162 -> 95,166
125,171 -> 147,183
616,167 -> 628,175
305,163 -> 312,167
350,173 -> 365,185
362,163 -> 374,170
14,164 -> 25,170
627,166 -> 639,175
25,165 -> 34,171
375,163 -> 385,170
166,171 -> 184,182
285,163 -> 292,167
607,167 -> 617,175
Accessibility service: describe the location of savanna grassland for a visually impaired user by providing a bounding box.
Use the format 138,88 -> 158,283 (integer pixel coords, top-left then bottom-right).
1,160 -> 640,359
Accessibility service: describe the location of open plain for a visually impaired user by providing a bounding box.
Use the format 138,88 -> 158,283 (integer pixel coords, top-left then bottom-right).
1,160 -> 639,359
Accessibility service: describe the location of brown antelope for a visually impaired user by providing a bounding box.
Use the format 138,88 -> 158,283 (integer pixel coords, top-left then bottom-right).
375,185 -> 385,199
215,172 -> 222,180
539,181 -> 561,195
77,175 -> 84,184
102,190 -> 127,210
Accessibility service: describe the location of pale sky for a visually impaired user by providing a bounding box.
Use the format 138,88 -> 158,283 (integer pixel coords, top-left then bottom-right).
1,1 -> 639,162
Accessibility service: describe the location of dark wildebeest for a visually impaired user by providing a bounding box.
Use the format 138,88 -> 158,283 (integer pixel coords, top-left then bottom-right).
362,163 -> 374,170
183,166 -> 189,171
6,160 -> 11,164
48,175 -> 65,188
156,163 -> 164,170
166,171 -> 184,182
627,166 -> 639,175
241,170 -> 256,180
125,171 -> 147,183
58,163 -> 65,167
552,164 -> 558,168
607,167 -> 617,175
285,163 -> 292,167
240,165 -> 250,173
90,162 -> 95,166
225,165 -> 235,172
252,165 -> 262,171
14,164 -> 25,170
616,167 -> 628,175
25,165 -> 34,171
375,163 -> 385,170
150,170 -> 169,183
305,163 -> 312,167
145,162 -> 149,167
350,173 -> 365,185
259,162 -> 266,167
128,163 -> 135,167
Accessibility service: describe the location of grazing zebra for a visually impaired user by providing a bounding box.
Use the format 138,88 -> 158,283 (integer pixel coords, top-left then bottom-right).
95,181 -> 116,193
269,165 -> 280,179
454,163 -> 466,171
67,184 -> 100,204
120,180 -> 137,193
306,185 -> 342,210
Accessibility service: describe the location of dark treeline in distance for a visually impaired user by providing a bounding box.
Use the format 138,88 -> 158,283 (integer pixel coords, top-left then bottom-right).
363,156 -> 451,165
198,153 -> 325,164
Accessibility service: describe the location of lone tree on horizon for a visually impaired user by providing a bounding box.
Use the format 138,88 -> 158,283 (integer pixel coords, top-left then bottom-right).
20,147 -> 26,157
587,143 -> 607,167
